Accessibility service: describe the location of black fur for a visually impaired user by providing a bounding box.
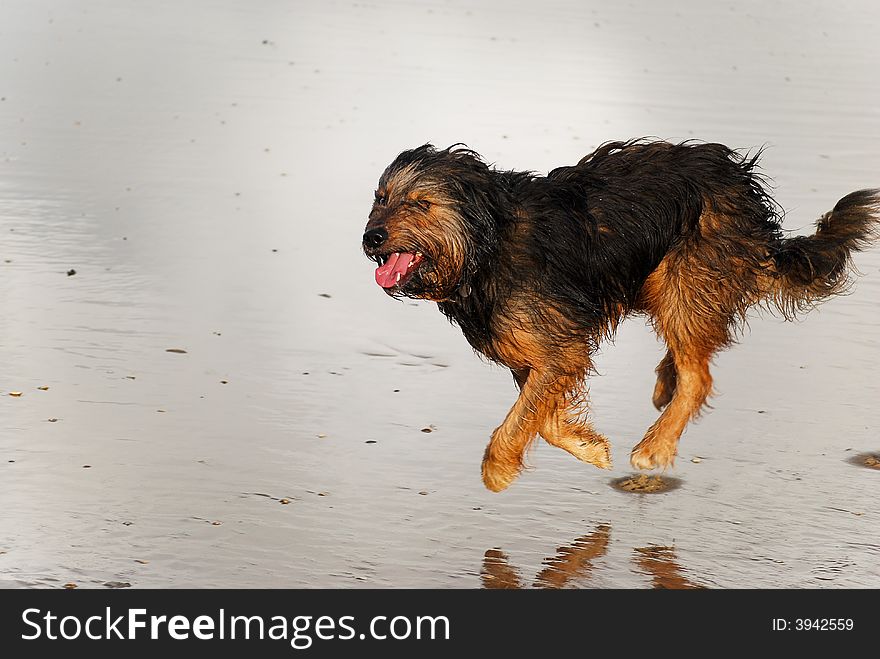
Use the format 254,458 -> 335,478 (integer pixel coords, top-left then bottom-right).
371,140 -> 879,359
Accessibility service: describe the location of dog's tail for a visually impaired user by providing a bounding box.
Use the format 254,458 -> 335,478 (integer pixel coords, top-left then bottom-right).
767,189 -> 880,317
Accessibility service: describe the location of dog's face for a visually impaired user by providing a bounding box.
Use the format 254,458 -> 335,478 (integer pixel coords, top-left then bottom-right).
363,145 -> 494,301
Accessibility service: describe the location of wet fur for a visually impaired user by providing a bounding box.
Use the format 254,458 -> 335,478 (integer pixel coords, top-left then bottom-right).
363,140 -> 880,491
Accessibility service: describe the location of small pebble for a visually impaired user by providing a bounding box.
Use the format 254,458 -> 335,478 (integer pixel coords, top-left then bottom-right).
691,457 -> 702,464
63,583 -> 77,589
279,498 -> 291,505
8,392 -> 22,397
66,269 -> 76,276
211,521 -> 222,526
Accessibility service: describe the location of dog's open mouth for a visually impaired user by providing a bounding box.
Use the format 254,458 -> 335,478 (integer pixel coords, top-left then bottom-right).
374,251 -> 424,289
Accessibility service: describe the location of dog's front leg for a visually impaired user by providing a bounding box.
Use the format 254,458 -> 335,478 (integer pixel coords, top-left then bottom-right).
481,369 -> 557,491
540,385 -> 612,470
512,368 -> 611,471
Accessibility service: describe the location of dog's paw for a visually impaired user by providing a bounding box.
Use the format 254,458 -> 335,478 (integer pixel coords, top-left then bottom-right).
481,456 -> 521,492
550,435 -> 613,470
630,439 -> 676,471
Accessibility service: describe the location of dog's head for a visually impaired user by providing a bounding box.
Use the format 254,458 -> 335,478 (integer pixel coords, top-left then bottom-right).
362,144 -> 499,301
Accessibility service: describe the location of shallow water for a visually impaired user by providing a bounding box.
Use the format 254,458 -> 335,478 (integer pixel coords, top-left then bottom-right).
1,0 -> 879,588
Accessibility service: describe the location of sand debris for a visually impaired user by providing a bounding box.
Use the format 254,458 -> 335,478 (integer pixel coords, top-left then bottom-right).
613,474 -> 679,494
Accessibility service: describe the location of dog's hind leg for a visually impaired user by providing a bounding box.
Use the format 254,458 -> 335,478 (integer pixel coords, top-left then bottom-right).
631,347 -> 714,470
652,350 -> 677,411
482,369 -> 557,492
634,250 -> 734,470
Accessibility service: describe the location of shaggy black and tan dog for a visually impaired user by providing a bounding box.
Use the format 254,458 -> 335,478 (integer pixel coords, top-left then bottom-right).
362,140 -> 878,492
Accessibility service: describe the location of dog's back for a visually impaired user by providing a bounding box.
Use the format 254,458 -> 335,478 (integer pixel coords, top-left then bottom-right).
519,142 -> 772,317
514,140 -> 877,329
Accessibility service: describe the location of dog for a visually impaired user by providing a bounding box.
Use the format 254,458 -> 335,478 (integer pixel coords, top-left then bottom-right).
362,140 -> 879,492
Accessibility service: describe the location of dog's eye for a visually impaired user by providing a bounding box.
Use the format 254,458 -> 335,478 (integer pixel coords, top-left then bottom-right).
374,192 -> 387,205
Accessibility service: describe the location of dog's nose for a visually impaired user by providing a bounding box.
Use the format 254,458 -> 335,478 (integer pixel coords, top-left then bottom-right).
363,227 -> 388,249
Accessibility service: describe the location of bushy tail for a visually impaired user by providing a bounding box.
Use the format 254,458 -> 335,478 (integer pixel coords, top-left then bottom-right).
769,189 -> 880,317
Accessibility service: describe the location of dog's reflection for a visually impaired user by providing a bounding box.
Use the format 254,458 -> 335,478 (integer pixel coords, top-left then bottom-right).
482,524 -> 611,589
632,544 -> 705,589
481,524 -> 704,589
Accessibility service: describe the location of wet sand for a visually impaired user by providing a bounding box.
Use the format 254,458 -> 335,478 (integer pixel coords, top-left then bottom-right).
1,0 -> 879,588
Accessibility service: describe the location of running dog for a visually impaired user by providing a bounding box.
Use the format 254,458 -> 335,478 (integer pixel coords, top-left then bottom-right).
362,140 -> 878,491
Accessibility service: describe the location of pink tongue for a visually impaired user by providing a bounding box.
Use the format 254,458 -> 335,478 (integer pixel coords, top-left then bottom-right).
375,252 -> 415,288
